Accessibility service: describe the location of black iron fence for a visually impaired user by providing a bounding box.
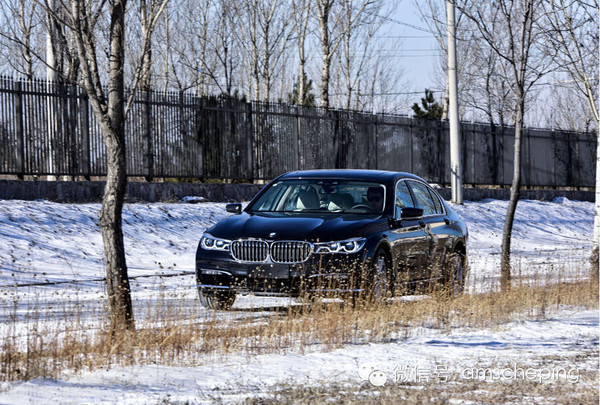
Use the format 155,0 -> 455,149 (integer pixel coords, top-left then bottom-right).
0,77 -> 596,187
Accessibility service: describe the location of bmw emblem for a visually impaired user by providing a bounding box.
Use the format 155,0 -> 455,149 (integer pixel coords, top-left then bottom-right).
269,232 -> 277,238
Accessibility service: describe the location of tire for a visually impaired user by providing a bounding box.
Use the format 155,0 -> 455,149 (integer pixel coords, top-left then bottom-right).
445,252 -> 466,295
198,288 -> 236,310
298,291 -> 320,305
368,248 -> 393,303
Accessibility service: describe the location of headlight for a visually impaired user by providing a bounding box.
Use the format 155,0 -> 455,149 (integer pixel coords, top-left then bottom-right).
200,233 -> 231,251
314,237 -> 366,254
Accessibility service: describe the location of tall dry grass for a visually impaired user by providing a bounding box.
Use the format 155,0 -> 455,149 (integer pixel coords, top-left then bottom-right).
0,267 -> 597,383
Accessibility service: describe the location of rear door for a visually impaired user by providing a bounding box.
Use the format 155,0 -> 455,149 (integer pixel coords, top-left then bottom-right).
406,180 -> 453,282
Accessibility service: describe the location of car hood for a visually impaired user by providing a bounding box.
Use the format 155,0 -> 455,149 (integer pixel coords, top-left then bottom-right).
206,212 -> 386,242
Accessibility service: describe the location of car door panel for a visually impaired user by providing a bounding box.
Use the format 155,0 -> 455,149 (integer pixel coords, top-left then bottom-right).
406,180 -> 454,282
391,180 -> 432,286
389,219 -> 431,287
421,215 -> 453,280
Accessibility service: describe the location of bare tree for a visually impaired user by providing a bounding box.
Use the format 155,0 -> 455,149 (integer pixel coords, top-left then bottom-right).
40,0 -> 168,332
215,1 -> 241,97
463,45 -> 513,127
0,0 -> 41,81
290,0 -> 312,105
188,0 -> 212,96
236,0 -> 291,101
183,0 -> 241,97
149,0 -> 244,97
337,0 -> 386,111
315,0 -> 372,109
139,0 -> 169,91
459,0 -> 552,291
415,0 -> 489,122
157,0 -> 208,93
543,0 -> 599,283
42,0 -> 80,83
540,82 -> 595,131
413,0 -> 451,118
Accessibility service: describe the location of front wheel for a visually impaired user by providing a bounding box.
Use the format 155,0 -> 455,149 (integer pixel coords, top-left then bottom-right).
198,288 -> 236,310
365,248 -> 393,304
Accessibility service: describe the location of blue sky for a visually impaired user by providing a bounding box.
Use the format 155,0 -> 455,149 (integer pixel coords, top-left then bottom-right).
388,1 -> 441,94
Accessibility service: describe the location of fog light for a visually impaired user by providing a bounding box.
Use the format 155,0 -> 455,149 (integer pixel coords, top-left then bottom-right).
201,269 -> 231,276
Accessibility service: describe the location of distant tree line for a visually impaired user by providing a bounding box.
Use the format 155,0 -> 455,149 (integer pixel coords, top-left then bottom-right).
0,0 -> 597,132
0,0 -> 409,113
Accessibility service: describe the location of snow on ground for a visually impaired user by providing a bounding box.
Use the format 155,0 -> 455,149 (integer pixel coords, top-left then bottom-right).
452,198 -> 593,292
2,308 -> 597,404
0,197 -> 597,403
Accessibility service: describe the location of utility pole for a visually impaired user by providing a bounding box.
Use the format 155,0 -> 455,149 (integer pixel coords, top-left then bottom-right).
592,4 -> 600,283
447,0 -> 462,204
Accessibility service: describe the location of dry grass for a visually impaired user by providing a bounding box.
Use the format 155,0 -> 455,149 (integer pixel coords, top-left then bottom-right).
0,272 -> 598,384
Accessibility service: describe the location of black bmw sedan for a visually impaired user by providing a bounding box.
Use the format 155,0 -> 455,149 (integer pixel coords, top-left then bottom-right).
195,170 -> 468,309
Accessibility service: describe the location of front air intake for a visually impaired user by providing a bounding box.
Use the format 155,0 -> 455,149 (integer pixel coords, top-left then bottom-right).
230,240 -> 269,262
271,241 -> 313,263
229,239 -> 313,263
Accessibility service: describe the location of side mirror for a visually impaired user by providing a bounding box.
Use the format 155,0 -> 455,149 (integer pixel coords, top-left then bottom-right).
400,207 -> 424,219
226,203 -> 242,214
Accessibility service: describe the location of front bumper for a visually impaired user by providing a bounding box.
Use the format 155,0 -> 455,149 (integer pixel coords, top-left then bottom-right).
196,251 -> 368,296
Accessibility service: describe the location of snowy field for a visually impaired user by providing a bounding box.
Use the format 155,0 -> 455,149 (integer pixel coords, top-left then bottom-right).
0,197 -> 597,403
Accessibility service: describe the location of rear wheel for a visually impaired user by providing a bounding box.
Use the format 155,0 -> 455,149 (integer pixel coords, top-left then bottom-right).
198,288 -> 236,310
444,252 -> 466,295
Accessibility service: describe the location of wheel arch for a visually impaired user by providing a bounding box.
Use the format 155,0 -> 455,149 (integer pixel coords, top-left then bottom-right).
369,238 -> 392,262
453,240 -> 466,257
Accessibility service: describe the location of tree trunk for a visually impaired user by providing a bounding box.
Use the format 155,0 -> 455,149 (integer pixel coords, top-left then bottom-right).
591,123 -> 600,285
102,0 -> 134,332
318,0 -> 331,109
591,6 -> 600,286
296,15 -> 308,105
139,0 -> 152,92
320,53 -> 331,109
500,95 -> 525,292
100,121 -> 133,332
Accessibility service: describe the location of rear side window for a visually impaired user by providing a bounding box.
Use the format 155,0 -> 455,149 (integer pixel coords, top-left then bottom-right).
395,180 -> 414,217
408,181 -> 443,215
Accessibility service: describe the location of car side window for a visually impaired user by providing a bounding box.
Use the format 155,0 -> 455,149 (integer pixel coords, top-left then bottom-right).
430,188 -> 444,214
408,181 -> 441,216
395,180 -> 414,217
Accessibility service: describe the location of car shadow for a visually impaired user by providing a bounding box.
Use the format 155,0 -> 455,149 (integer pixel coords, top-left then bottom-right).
230,299 -> 351,315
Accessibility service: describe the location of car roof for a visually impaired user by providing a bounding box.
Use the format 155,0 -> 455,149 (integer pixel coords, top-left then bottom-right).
278,169 -> 424,184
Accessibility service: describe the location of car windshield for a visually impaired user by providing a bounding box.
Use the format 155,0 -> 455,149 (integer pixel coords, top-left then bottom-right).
248,179 -> 386,214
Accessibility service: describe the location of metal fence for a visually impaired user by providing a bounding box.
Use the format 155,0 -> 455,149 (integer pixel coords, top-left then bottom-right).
0,77 -> 596,187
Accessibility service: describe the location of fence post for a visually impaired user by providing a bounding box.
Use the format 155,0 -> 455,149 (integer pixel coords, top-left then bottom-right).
409,119 -> 414,174
296,106 -> 301,171
371,115 -> 377,170
142,91 -> 153,181
80,90 -> 91,179
195,95 -> 204,179
333,110 -> 344,168
247,101 -> 254,180
14,80 -> 24,179
524,127 -> 531,187
247,101 -> 254,181
67,83 -> 78,178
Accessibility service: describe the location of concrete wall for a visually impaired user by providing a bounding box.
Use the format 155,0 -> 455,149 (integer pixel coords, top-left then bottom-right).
0,180 -> 264,203
0,180 -> 593,203
434,187 -> 594,203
